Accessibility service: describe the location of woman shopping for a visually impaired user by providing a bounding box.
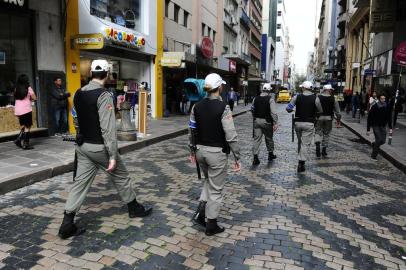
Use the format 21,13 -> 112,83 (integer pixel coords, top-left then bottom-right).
14,74 -> 37,150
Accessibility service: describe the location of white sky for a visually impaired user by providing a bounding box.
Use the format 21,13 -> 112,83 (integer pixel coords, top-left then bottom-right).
284,0 -> 321,75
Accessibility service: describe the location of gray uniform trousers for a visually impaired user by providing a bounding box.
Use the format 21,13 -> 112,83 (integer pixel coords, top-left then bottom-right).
252,119 -> 274,155
295,122 -> 315,162
65,143 -> 137,213
195,145 -> 228,219
315,120 -> 333,148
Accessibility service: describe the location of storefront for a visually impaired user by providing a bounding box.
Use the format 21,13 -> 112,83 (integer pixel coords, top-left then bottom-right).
78,0 -> 157,115
0,1 -> 37,133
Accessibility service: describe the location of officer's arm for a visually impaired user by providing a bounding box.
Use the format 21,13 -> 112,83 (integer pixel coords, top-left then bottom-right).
71,93 -> 80,133
251,98 -> 256,115
286,95 -> 296,113
97,92 -> 118,161
334,99 -> 341,121
221,106 -> 240,160
188,105 -> 197,153
315,97 -> 323,114
269,98 -> 278,124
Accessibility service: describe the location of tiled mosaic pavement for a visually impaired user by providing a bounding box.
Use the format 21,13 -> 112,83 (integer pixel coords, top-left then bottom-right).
0,105 -> 405,270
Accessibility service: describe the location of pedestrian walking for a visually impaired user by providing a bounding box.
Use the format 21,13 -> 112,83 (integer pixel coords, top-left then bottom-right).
58,60 -> 152,239
227,87 -> 237,111
286,81 -> 322,172
369,91 -> 378,111
13,74 -> 37,150
251,83 -> 278,165
50,77 -> 71,136
367,93 -> 392,160
352,92 -> 360,118
189,73 -> 241,236
314,85 -> 341,158
393,87 -> 405,128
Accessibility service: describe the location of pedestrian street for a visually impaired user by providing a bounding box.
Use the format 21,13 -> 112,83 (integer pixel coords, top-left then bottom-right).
0,105 -> 405,270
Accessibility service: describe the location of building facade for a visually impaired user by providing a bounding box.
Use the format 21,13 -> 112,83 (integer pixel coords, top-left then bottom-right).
274,0 -> 286,84
0,0 -> 65,135
261,0 -> 277,83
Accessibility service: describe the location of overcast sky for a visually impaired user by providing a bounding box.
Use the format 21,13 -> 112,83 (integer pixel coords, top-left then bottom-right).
284,0 -> 321,75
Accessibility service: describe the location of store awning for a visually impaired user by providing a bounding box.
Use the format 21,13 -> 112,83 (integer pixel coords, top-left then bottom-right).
223,53 -> 251,66
161,52 -> 196,68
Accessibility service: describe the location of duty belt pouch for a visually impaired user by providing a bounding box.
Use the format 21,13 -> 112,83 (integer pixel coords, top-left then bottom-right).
76,134 -> 84,146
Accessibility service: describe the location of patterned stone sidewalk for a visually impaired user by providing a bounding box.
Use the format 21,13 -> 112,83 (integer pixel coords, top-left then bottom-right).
0,105 -> 405,270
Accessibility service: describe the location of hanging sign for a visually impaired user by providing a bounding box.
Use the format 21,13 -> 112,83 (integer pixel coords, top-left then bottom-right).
229,60 -> 237,73
394,41 -> 406,67
201,37 -> 214,58
73,34 -> 104,49
104,27 -> 145,48
1,0 -> 27,9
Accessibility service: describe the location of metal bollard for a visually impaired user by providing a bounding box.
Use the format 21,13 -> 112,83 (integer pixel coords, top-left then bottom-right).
117,101 -> 137,141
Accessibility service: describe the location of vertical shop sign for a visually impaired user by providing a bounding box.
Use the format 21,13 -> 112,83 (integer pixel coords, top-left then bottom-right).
138,90 -> 148,136
369,0 -> 396,33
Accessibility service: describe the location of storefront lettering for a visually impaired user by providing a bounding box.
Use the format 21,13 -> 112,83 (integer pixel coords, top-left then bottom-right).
3,0 -> 25,7
105,27 -> 145,48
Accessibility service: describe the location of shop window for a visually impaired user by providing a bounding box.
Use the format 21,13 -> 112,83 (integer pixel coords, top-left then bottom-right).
90,0 -> 142,32
202,23 -> 206,36
213,31 -> 216,42
277,24 -> 281,29
208,27 -> 211,38
276,36 -> 281,42
174,4 -> 180,23
278,11 -> 281,16
183,11 -> 189,28
165,0 -> 170,18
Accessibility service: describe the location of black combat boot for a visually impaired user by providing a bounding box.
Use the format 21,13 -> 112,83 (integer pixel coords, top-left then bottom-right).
58,212 -> 86,239
253,155 -> 260,166
315,142 -> 321,158
14,128 -> 24,148
127,199 -> 153,218
192,201 -> 206,227
268,152 -> 277,161
322,147 -> 327,157
22,131 -> 34,150
297,161 -> 305,173
205,219 -> 225,236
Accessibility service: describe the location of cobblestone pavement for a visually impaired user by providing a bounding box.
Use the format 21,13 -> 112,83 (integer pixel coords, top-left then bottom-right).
0,105 -> 405,270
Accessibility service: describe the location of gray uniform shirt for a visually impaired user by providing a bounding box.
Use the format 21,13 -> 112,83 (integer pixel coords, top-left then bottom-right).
251,92 -> 278,125
318,92 -> 341,121
189,94 -> 241,160
73,80 -> 118,161
286,90 -> 323,115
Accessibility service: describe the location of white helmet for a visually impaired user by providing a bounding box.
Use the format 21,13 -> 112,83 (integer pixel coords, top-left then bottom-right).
302,81 -> 313,90
262,83 -> 272,91
323,84 -> 333,91
91,59 -> 110,72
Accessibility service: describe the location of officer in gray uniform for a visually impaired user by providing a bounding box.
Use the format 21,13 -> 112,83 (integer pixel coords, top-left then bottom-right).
315,84 -> 341,157
286,81 -> 322,172
189,73 -> 241,236
58,60 -> 152,239
251,83 -> 278,165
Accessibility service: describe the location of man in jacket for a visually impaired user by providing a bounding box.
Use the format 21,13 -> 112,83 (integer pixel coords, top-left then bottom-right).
50,77 -> 71,135
58,60 -> 152,239
251,83 -> 278,165
286,81 -> 323,172
189,73 -> 241,236
315,84 -> 341,157
367,93 -> 393,160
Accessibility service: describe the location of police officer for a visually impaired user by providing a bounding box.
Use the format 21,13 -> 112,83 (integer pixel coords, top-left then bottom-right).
189,73 -> 241,236
315,84 -> 341,157
286,81 -> 322,172
251,83 -> 278,165
58,60 -> 152,239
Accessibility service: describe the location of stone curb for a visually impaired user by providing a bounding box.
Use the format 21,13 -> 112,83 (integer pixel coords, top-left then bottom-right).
0,110 -> 249,195
340,119 -> 406,174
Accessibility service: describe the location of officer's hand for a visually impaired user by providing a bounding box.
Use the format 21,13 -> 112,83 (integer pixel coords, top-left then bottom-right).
189,154 -> 196,164
106,159 -> 117,172
232,161 -> 241,172
273,124 -> 278,132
